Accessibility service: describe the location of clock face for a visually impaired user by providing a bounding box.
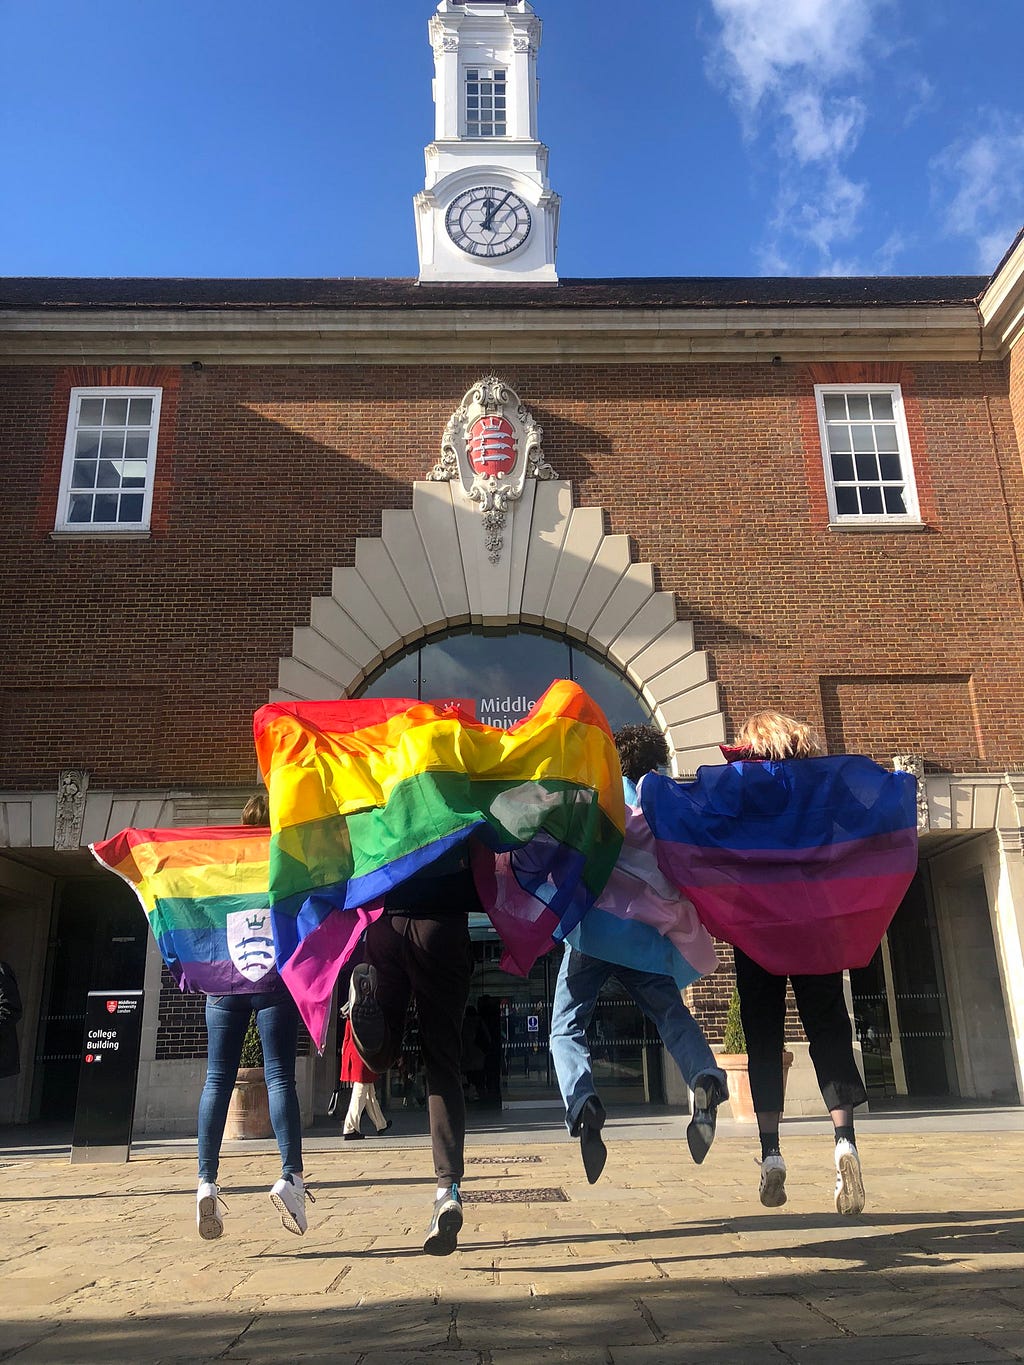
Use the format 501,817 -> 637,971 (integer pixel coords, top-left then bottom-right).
445,187 -> 532,258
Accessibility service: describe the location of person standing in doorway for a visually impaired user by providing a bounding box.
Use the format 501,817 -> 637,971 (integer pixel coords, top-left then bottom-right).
0,959 -> 23,1083
339,1006 -> 391,1140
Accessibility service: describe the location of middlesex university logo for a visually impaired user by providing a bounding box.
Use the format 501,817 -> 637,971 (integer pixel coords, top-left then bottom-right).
468,415 -> 516,477
105,1000 -> 118,1014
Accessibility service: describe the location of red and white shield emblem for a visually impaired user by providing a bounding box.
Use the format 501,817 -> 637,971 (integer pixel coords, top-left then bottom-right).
468,415 -> 516,477
105,1000 -> 118,1014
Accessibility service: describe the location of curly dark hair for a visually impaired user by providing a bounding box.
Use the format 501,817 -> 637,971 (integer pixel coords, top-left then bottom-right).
613,723 -> 669,784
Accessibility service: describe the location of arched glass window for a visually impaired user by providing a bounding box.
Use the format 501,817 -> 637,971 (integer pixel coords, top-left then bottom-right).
357,626 -> 653,732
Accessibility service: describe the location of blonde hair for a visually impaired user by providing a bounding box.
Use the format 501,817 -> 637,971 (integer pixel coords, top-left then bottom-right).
241,790 -> 269,826
734,711 -> 821,760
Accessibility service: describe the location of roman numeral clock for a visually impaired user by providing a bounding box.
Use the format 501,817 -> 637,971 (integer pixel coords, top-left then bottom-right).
415,0 -> 560,283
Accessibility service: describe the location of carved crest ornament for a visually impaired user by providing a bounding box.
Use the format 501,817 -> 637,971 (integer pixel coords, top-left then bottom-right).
427,377 -> 556,562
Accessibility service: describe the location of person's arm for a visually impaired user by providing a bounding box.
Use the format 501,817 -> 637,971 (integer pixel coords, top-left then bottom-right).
0,964 -> 23,1026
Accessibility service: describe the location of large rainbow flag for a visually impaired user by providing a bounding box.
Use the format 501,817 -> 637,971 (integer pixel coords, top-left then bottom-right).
254,680 -> 625,1046
641,755 -> 918,976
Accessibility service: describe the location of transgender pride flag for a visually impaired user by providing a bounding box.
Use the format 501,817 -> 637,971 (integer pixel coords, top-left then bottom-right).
641,755 -> 918,977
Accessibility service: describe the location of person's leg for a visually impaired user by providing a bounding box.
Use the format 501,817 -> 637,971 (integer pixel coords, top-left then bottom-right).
365,1082 -> 390,1132
343,1082 -> 368,1137
733,948 -> 789,1206
618,966 -> 728,1165
791,971 -> 867,1215
549,944 -> 611,1183
351,916 -> 413,1073
197,994 -> 250,1184
549,945 -> 612,1132
254,992 -> 303,1178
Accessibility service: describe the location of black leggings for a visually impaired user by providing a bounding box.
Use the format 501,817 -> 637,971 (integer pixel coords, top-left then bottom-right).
734,947 -> 867,1114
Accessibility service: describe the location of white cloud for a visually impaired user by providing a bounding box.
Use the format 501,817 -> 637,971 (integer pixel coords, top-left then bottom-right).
781,91 -> 866,165
931,111 -> 1024,272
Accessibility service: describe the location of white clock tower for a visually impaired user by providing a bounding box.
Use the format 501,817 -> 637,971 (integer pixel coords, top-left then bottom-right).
415,0 -> 560,283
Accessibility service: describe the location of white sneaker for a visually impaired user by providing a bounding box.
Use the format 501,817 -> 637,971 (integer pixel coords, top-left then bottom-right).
270,1174 -> 311,1235
758,1152 -> 787,1207
196,1181 -> 224,1240
834,1138 -> 865,1216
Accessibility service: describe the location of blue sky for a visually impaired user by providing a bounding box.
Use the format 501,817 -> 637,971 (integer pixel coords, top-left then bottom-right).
2,1 -> 1023,280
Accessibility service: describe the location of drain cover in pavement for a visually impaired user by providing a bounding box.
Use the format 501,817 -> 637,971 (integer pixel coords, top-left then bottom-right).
467,1154 -> 541,1164
463,1187 -> 568,1203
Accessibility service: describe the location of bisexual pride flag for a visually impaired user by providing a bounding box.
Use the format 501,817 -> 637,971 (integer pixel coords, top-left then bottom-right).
254,680 -> 625,1046
641,755 -> 918,977
90,826 -> 283,995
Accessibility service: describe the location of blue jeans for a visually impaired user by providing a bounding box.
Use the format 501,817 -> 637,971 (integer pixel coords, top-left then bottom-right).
549,944 -> 726,1133
197,992 -> 303,1183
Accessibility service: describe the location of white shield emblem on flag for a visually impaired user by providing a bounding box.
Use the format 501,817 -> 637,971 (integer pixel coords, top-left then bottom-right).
226,908 -> 276,984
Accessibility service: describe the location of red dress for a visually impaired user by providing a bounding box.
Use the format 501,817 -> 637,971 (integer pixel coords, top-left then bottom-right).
340,1018 -> 380,1084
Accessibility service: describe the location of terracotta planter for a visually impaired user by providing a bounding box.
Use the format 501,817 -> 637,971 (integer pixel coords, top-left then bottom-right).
716,1050 -> 794,1123
224,1066 -> 273,1139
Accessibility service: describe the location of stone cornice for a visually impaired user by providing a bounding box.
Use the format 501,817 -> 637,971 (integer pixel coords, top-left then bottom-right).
0,303 -> 990,365
979,230 -> 1024,356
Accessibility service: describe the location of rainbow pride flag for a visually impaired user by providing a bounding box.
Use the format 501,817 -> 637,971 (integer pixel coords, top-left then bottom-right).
89,825 -> 284,995
641,755 -> 918,976
254,680 -> 625,1045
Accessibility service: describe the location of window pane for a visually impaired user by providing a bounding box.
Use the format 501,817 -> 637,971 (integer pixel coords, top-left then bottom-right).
100,431 -> 125,460
883,486 -> 907,514
835,486 -> 859,516
869,393 -> 894,419
859,486 -> 883,514
855,453 -> 879,481
823,394 -> 847,419
121,460 -> 148,488
831,452 -> 854,481
875,424 -> 898,452
847,394 -> 871,419
827,425 -> 851,453
68,494 -> 93,523
127,397 -> 153,426
878,453 -> 902,481
75,431 -> 100,459
118,494 -> 144,522
93,495 -> 118,521
97,461 -> 121,489
124,432 -> 149,463
72,460 -> 97,488
78,398 -> 104,425
851,424 -> 874,452
104,398 -> 129,425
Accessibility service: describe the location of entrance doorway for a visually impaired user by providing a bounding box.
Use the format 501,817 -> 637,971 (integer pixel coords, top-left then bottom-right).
32,876 -> 148,1121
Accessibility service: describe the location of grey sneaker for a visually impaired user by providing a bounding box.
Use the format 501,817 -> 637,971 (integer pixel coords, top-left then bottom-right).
686,1072 -> 727,1165
348,962 -> 386,1058
758,1152 -> 787,1207
423,1183 -> 463,1256
196,1181 -> 225,1240
270,1174 -> 313,1235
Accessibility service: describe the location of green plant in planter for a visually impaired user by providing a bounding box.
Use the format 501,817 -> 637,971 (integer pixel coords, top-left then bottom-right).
722,988 -> 746,1055
239,1012 -> 264,1069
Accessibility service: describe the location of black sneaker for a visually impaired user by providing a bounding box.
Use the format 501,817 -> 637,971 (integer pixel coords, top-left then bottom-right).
423,1183 -> 463,1256
574,1096 -> 607,1185
687,1072 -> 728,1165
348,963 -> 386,1058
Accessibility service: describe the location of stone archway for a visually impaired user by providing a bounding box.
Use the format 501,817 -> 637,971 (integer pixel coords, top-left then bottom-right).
276,478 -> 726,776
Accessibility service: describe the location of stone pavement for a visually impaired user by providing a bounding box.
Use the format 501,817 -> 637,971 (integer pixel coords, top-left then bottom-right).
3,1127 -> 1024,1365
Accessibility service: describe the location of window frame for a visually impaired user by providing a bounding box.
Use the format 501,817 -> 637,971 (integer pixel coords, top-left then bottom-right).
55,386 -> 163,535
814,382 -> 921,527
464,65 -> 507,139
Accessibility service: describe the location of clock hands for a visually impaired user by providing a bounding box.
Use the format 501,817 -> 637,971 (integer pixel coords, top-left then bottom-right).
481,191 -> 512,234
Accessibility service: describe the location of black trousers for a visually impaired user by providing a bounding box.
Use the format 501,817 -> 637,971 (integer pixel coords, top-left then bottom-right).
358,911 -> 473,1185
734,947 -> 867,1115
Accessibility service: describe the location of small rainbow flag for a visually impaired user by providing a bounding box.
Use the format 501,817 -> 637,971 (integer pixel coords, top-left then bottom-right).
641,755 -> 918,976
254,680 -> 625,1044
89,825 -> 282,995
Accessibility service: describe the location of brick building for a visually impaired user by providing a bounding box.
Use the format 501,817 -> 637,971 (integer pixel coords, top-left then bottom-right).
2,0 -> 1024,1131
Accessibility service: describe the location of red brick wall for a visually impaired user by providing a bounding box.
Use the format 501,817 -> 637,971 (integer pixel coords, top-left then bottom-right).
2,358 -> 1024,790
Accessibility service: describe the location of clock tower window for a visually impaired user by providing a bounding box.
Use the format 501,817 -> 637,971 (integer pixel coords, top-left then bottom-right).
466,68 -> 506,138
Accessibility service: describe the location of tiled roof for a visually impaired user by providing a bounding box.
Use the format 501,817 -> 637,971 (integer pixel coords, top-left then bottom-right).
0,275 -> 989,311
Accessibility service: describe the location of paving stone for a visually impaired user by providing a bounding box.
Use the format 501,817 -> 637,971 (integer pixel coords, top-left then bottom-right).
782,1334 -> 1016,1363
